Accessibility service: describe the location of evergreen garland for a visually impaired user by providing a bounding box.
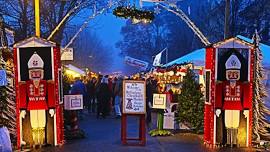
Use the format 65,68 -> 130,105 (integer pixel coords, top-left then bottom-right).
175,68 -> 204,133
113,6 -> 155,21
252,31 -> 270,141
0,49 -> 16,143
0,15 -> 16,143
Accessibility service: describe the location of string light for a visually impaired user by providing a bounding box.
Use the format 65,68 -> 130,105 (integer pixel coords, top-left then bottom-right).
63,0 -> 120,54
157,2 -> 210,46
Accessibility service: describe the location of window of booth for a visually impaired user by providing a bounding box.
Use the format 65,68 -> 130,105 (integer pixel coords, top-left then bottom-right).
205,70 -> 211,104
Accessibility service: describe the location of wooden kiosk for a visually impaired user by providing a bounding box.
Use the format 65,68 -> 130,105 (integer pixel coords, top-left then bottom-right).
14,37 -> 64,148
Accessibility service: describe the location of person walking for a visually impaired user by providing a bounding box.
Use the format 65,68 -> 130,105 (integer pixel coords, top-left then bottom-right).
114,76 -> 123,118
146,77 -> 157,128
96,77 -> 112,119
86,77 -> 97,113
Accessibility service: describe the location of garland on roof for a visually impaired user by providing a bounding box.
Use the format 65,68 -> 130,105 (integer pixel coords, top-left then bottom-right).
113,6 -> 154,24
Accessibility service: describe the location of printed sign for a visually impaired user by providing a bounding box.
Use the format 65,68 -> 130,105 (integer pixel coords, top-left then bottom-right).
152,94 -> 166,109
64,95 -> 83,110
124,56 -> 149,70
123,80 -> 146,114
61,48 -> 73,61
0,70 -> 7,86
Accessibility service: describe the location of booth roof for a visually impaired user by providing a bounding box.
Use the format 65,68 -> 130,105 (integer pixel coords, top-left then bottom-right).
164,48 -> 206,67
65,64 -> 85,75
163,35 -> 270,68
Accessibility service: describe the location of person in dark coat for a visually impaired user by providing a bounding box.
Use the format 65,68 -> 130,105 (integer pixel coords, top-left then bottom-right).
86,77 -> 97,113
96,77 -> 112,119
146,77 -> 157,127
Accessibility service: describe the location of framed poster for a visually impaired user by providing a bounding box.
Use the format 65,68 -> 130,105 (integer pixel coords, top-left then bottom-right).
123,80 -> 146,114
152,94 -> 166,109
64,95 -> 83,110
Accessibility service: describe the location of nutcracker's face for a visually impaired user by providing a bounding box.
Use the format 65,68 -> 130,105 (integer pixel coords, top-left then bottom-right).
29,69 -> 44,80
226,70 -> 240,81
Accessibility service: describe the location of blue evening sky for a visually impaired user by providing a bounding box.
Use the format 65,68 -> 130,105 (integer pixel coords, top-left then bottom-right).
88,13 -> 126,74
70,2 -> 155,75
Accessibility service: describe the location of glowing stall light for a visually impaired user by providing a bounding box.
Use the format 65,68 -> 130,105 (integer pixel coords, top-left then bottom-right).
168,71 -> 174,76
65,69 -> 81,78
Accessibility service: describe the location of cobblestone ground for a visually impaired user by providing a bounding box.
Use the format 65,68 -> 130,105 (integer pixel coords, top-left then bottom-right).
31,111 -> 257,152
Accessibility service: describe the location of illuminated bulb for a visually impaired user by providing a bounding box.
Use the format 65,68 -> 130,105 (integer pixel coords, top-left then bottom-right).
132,18 -> 140,24
142,19 -> 151,24
168,71 -> 174,76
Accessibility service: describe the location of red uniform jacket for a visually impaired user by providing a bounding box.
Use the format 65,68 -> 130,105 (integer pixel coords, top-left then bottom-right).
215,81 -> 250,110
18,80 -> 55,110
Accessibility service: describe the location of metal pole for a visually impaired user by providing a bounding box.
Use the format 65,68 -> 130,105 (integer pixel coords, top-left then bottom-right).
224,0 -> 230,39
35,0 -> 40,37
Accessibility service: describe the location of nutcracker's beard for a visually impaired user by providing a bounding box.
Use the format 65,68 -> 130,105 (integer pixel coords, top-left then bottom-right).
29,69 -> 44,80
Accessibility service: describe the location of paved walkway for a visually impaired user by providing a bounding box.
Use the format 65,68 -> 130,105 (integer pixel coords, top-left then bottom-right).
33,112 -> 256,152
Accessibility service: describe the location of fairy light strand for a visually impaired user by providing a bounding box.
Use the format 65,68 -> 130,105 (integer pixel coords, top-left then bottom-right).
158,2 -> 211,46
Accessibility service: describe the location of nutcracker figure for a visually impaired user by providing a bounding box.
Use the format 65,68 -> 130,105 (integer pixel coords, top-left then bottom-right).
19,52 -> 56,146
27,52 -> 47,145
215,53 -> 250,146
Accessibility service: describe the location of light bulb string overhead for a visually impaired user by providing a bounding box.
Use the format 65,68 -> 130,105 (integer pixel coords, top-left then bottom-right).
62,0 -> 120,55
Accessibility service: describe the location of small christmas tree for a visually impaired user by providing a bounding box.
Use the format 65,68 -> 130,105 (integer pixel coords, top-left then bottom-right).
175,68 -> 204,133
252,30 -> 270,142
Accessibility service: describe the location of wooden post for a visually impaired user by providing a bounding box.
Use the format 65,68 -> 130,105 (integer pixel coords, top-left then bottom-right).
35,0 -> 40,37
157,111 -> 164,130
121,114 -> 146,146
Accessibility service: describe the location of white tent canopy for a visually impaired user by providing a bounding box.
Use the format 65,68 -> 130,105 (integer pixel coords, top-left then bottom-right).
164,35 -> 270,68
65,64 -> 85,75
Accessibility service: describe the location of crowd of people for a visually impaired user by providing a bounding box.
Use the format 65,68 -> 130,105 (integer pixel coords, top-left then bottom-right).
69,75 -> 124,119
66,74 -> 172,130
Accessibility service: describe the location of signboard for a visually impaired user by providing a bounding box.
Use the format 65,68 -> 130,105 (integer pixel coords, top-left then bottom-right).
152,94 -> 166,109
0,70 -> 7,86
124,56 -> 149,70
61,48 -> 73,61
64,95 -> 83,110
123,80 -> 146,114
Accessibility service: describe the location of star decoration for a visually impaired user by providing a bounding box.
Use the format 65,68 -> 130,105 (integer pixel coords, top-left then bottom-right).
154,6 -> 161,14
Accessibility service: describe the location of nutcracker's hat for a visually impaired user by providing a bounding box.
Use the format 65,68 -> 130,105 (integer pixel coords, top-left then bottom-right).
27,52 -> 44,69
225,53 -> 241,70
